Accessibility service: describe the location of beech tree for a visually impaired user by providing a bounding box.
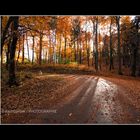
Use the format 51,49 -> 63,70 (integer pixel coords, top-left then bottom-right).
8,16 -> 19,86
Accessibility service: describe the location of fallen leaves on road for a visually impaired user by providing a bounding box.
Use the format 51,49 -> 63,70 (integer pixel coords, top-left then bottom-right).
1,74 -> 74,123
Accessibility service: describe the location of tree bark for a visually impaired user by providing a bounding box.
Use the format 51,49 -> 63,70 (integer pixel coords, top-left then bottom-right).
109,18 -> 114,71
87,47 -> 90,67
22,34 -> 25,64
1,17 -> 13,54
92,22 -> 95,67
59,34 -> 62,64
77,39 -> 79,63
99,51 -> 102,70
26,32 -> 30,62
64,35 -> 67,64
32,36 -> 35,65
131,17 -> 139,76
79,39 -> 82,64
117,16 -> 123,75
131,46 -> 137,76
95,17 -> 98,71
8,16 -> 19,87
53,31 -> 56,64
39,33 -> 43,65
6,40 -> 11,70
74,36 -> 77,62
16,38 -> 21,64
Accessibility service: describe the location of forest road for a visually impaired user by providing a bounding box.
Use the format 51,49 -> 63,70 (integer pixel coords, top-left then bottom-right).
42,74 -> 140,124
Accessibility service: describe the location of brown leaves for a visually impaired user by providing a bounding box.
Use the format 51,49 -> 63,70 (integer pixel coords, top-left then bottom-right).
1,74 -> 70,123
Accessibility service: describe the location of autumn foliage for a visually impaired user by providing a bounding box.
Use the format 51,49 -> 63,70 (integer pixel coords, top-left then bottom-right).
1,16 -> 140,86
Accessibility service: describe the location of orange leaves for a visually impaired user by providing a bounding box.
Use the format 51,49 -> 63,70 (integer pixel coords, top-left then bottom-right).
57,16 -> 72,36
121,16 -> 131,25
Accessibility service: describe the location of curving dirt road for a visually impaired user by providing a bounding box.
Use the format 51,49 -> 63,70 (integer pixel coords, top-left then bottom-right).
39,74 -> 140,124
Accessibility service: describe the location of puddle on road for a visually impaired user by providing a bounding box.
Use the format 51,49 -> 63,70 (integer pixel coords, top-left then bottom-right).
92,78 -> 118,123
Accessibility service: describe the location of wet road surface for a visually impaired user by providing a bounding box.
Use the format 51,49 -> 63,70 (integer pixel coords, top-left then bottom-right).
38,74 -> 140,124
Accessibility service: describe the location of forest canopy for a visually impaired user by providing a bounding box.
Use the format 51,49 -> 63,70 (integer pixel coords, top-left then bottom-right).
1,16 -> 140,86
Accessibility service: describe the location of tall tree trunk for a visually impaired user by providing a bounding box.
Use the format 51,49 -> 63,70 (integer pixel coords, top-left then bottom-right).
117,16 -> 123,75
105,47 -> 109,66
77,39 -> 79,63
122,44 -> 125,66
95,17 -> 98,71
131,17 -> 139,76
74,36 -> 77,62
99,51 -> 102,70
92,22 -> 95,66
53,31 -> 56,64
82,47 -> 85,64
48,31 -> 51,64
1,17 -> 13,54
64,35 -> 67,64
22,34 -> 25,64
137,18 -> 140,76
8,16 -> 19,87
109,18 -> 114,70
131,46 -> 137,76
79,39 -> 82,64
59,34 -> 62,64
26,32 -> 30,62
87,48 -> 90,67
6,40 -> 11,70
39,33 -> 43,65
32,36 -> 35,65
16,38 -> 21,64
85,32 -> 89,67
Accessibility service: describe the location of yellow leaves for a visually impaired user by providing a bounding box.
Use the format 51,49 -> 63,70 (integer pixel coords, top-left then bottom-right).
121,16 -> 131,24
57,16 -> 72,36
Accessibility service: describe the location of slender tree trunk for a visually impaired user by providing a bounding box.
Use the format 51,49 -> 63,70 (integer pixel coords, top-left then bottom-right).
117,16 -> 123,75
122,44 -> 125,66
64,35 -> 67,64
92,50 -> 94,66
22,34 -> 25,64
6,40 -> 11,70
26,33 -> 30,62
79,39 -> 82,64
109,18 -> 114,70
74,37 -> 77,62
95,17 -> 98,71
39,33 -> 43,65
92,22 -> 95,66
131,46 -> 137,76
48,31 -> 51,64
59,34 -> 62,64
87,48 -> 90,67
137,19 -> 140,76
53,31 -> 56,64
85,31 -> 89,67
32,36 -> 35,65
77,39 -> 79,63
82,47 -> 85,64
8,16 -> 19,87
16,38 -> 21,64
105,47 -> 109,66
